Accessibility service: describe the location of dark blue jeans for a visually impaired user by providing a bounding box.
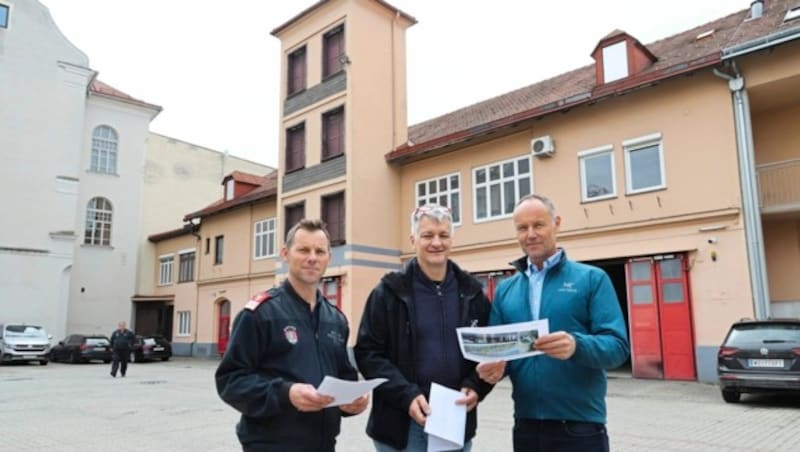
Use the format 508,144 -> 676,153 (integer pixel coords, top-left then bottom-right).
513,418 -> 609,452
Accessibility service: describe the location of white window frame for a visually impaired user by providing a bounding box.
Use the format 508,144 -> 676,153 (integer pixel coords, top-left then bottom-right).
473,155 -> 532,223
579,145 -> 617,202
0,3 -> 9,29
158,254 -> 174,286
602,41 -> 628,83
225,179 -> 234,200
90,125 -> 118,174
414,172 -> 462,225
177,248 -> 196,283
254,218 -> 277,259
624,132 -> 666,195
177,310 -> 191,336
84,197 -> 113,246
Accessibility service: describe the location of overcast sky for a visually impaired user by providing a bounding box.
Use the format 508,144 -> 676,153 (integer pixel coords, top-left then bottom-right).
39,0 -> 748,168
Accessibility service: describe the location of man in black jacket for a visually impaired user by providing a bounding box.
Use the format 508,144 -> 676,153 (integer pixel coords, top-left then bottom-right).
109,321 -> 134,377
355,204 -> 493,451
216,219 -> 368,452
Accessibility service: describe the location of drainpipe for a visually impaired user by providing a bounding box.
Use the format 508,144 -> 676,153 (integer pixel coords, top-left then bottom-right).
712,62 -> 770,320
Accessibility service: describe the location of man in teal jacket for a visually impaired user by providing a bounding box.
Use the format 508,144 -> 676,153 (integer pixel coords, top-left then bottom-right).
477,194 -> 629,452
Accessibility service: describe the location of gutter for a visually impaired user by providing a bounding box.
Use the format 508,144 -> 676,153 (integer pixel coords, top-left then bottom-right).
721,24 -> 800,59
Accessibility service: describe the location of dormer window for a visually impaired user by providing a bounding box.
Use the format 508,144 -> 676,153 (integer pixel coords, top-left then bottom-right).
225,179 -> 234,201
602,41 -> 628,83
592,31 -> 656,86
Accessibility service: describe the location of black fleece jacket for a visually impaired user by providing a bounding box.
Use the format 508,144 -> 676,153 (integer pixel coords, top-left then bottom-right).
354,259 -> 494,450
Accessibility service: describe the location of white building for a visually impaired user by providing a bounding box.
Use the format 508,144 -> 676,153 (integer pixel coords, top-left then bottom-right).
0,0 -> 270,341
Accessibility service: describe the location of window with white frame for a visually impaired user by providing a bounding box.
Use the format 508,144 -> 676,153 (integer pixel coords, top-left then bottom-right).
84,197 -> 113,246
177,310 -> 191,336
90,125 -> 118,174
225,179 -> 234,200
624,133 -> 665,194
473,156 -> 531,222
579,145 -> 616,202
415,173 -> 461,224
0,4 -> 9,28
178,250 -> 195,282
158,254 -> 174,285
254,218 -> 277,259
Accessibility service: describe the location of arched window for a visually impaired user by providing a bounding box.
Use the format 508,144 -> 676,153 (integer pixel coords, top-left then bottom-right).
90,125 -> 118,174
85,197 -> 113,246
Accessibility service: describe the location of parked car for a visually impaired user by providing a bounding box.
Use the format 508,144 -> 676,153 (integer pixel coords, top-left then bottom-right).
717,318 -> 800,403
50,334 -> 113,364
129,334 -> 172,362
0,324 -> 52,365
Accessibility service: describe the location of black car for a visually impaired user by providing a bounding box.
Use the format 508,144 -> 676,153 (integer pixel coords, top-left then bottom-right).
129,335 -> 172,363
717,318 -> 800,402
50,334 -> 113,364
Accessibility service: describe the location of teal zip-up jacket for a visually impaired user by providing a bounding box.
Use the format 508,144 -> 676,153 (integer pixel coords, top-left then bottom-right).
491,249 -> 629,424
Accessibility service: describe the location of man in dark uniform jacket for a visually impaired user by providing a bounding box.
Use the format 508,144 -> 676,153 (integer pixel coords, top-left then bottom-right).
216,219 -> 368,452
109,321 -> 134,377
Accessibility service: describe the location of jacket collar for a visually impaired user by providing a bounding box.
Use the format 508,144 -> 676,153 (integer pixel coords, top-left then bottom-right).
510,247 -> 567,273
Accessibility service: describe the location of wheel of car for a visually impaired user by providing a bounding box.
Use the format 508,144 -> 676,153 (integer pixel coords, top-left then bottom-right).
721,389 -> 741,403
161,356 -> 170,362
69,351 -> 78,364
40,360 -> 48,366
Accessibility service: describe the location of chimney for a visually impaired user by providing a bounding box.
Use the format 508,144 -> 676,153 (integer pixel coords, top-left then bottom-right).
750,0 -> 764,19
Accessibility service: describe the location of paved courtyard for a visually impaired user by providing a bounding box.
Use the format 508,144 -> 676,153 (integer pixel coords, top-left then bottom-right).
1,358 -> 799,451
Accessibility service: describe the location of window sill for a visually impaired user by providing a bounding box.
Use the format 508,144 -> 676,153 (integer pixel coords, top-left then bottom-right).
284,166 -> 306,175
254,255 -> 277,261
81,244 -> 114,250
286,88 -> 307,99
86,169 -> 120,177
321,153 -> 344,163
322,70 -> 345,82
177,280 -> 194,284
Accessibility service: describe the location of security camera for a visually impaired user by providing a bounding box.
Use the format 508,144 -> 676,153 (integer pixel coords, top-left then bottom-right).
707,237 -> 718,244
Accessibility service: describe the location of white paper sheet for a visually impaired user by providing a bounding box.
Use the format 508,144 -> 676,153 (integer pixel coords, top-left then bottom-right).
456,319 -> 550,362
424,383 -> 466,451
316,376 -> 387,407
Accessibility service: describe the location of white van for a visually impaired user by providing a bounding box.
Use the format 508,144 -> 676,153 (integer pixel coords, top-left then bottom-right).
0,324 -> 52,365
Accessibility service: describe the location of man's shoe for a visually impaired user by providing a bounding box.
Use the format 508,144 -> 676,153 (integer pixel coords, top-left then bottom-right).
121,374 -> 125,377
110,373 -> 116,378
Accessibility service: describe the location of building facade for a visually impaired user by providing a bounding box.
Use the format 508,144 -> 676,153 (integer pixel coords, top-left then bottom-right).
151,0 -> 800,384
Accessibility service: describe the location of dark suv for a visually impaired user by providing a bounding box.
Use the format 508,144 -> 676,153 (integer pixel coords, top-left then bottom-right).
50,334 -> 113,364
129,334 -> 172,362
717,318 -> 800,403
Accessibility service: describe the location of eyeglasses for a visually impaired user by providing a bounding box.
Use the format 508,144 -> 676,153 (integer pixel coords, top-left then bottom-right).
413,204 -> 451,219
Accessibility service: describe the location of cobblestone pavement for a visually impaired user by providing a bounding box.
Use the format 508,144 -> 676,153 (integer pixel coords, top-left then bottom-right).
1,359 -> 798,451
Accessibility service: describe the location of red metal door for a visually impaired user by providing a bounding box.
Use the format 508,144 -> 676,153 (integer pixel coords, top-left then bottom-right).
626,259 -> 663,379
655,256 -> 696,380
217,300 -> 230,355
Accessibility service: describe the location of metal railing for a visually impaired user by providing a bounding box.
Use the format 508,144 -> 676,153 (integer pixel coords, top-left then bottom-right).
757,158 -> 800,213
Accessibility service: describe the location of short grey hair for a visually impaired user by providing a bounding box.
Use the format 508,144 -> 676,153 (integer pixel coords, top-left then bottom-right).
410,204 -> 454,236
285,218 -> 331,249
515,194 -> 557,223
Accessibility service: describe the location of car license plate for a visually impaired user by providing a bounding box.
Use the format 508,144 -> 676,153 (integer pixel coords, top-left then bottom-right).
94,347 -> 106,352
23,355 -> 37,359
153,347 -> 164,351
748,359 -> 784,368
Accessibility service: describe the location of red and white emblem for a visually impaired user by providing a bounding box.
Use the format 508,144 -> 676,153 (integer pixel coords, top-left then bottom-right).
284,326 -> 299,345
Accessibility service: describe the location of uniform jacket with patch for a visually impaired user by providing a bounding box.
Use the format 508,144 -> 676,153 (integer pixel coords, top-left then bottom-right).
215,280 -> 357,452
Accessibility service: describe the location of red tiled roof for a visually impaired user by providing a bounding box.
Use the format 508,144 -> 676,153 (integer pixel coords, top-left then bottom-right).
271,0 -> 416,36
184,172 -> 278,221
148,224 -> 195,243
388,1 -> 799,163
90,80 -> 162,112
225,170 -> 268,187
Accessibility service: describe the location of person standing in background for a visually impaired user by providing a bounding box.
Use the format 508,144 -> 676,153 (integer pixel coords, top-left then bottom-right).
109,321 -> 135,378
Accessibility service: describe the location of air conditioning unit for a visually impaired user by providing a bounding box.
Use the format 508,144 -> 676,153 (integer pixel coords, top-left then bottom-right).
530,135 -> 555,158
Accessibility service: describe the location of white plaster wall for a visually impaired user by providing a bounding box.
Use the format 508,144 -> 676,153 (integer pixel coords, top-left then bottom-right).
67,96 -> 155,334
0,0 -> 92,339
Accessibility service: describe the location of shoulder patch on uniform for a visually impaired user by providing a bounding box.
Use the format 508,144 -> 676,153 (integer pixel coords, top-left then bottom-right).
244,291 -> 271,311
